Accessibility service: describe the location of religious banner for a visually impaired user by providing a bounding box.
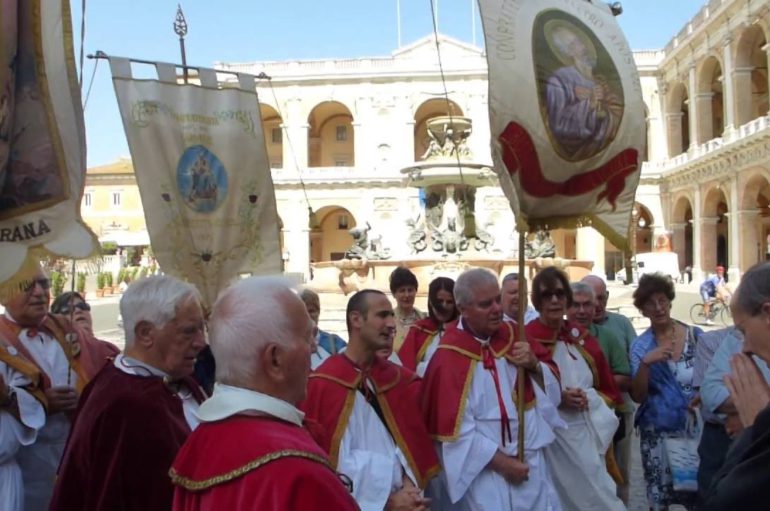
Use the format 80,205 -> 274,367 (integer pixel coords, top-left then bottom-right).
108,58 -> 281,307
478,0 -> 645,250
0,0 -> 99,291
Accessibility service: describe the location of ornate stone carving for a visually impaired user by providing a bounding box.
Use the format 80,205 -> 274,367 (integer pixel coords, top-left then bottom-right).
525,230 -> 557,259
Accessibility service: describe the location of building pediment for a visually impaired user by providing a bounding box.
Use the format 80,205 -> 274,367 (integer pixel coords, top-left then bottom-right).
392,34 -> 484,62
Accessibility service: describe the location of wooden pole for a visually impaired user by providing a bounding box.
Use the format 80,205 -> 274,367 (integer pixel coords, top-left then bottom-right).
516,230 -> 526,462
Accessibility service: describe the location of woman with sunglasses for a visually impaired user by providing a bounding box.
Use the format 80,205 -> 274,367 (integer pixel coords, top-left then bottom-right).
526,266 -> 624,511
50,292 -> 94,336
629,273 -> 703,510
397,277 -> 458,377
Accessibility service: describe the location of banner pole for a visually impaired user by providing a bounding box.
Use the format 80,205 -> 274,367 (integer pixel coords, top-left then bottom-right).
517,229 -> 526,462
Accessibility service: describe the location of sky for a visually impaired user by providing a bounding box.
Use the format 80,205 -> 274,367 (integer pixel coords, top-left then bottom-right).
71,0 -> 708,167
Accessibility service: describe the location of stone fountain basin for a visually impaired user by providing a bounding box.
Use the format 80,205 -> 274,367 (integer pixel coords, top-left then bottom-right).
309,258 -> 594,295
401,161 -> 495,187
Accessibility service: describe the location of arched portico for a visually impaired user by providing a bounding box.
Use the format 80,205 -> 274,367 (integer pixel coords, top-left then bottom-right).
309,206 -> 357,262
702,186 -> 730,273
260,104 -> 283,169
308,102 -> 355,168
695,56 -> 724,143
671,196 -> 694,275
734,25 -> 769,125
739,172 -> 770,269
666,82 -> 689,156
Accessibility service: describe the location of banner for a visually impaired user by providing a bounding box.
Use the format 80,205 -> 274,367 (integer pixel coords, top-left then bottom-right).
478,0 -> 645,250
109,58 -> 281,307
0,0 -> 99,290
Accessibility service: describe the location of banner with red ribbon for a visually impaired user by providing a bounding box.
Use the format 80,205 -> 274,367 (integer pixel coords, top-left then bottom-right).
478,0 -> 646,250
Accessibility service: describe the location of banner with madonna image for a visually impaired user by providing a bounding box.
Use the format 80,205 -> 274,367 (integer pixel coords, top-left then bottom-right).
0,0 -> 99,295
108,57 -> 281,307
478,0 -> 646,250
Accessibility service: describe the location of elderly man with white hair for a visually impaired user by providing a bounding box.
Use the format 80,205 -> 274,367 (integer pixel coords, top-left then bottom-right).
422,268 -> 564,510
170,276 -> 358,510
50,275 -> 207,511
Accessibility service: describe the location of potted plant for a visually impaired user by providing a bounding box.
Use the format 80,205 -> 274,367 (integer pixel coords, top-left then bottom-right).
131,267 -> 140,281
96,272 -> 106,298
77,272 -> 86,295
116,268 -> 125,292
103,272 -> 113,295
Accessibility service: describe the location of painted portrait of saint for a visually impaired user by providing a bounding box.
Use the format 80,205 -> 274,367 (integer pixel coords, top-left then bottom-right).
176,145 -> 228,214
534,11 -> 625,162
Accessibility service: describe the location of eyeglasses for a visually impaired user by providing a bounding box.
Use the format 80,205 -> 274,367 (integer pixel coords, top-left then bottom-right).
25,278 -> 51,292
540,288 -> 566,300
643,297 -> 670,311
58,302 -> 91,314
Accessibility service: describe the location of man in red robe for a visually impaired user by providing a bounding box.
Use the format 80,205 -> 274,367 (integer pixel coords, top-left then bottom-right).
50,275 -> 207,511
301,289 -> 439,511
0,264 -> 117,511
170,277 -> 358,510
421,268 -> 565,509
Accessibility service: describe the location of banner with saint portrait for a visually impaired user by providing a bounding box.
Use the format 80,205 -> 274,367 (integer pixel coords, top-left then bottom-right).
478,0 -> 645,250
0,0 -> 99,292
109,58 -> 281,307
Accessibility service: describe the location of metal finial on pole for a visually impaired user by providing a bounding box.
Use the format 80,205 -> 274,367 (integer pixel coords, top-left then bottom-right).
173,4 -> 189,83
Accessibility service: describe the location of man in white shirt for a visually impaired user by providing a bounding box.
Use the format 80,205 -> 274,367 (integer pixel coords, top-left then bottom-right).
422,268 -> 565,510
302,289 -> 438,511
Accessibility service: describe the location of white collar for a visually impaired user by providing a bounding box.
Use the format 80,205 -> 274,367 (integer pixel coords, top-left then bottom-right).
196,383 -> 304,426
457,318 -> 491,345
114,354 -> 169,378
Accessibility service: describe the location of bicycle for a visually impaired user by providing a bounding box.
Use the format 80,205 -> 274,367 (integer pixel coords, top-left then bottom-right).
689,297 -> 732,326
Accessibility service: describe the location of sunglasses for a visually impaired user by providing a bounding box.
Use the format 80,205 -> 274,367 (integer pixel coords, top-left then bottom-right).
25,278 -> 51,292
59,302 -> 91,314
540,288 -> 566,300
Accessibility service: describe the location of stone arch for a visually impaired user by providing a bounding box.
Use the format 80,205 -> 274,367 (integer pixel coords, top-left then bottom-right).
739,171 -> 770,267
413,98 -> 464,161
671,196 -> 694,271
633,202 -> 654,254
309,205 -> 357,262
307,101 -> 355,168
260,104 -> 283,169
734,25 -> 769,125
695,56 -> 724,142
666,81 -> 689,155
702,185 -> 730,269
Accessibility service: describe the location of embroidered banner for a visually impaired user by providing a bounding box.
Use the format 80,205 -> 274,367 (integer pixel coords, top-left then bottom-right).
108,58 -> 281,307
478,0 -> 645,250
0,0 -> 99,289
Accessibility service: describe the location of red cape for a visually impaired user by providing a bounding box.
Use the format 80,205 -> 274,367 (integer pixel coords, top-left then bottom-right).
421,321 -> 558,441
397,317 -> 440,371
0,314 -> 118,393
50,363 -> 205,511
300,354 -> 439,489
170,415 -> 359,511
526,320 -> 622,406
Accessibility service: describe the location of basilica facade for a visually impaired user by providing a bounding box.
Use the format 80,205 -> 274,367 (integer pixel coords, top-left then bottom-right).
84,0 -> 770,284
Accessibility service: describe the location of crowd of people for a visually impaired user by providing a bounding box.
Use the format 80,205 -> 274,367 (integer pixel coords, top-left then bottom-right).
0,261 -> 768,510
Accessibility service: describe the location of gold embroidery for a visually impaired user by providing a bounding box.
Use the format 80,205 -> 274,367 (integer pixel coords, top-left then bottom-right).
169,450 -> 332,491
329,390 -> 356,468
415,332 -> 438,366
435,362 -> 477,443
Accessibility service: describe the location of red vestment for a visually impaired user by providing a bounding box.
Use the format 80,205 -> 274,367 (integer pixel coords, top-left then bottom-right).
525,320 -> 622,406
397,317 -> 440,371
0,314 -> 118,393
170,415 -> 359,510
421,321 -> 559,441
50,363 -> 205,511
300,354 -> 439,489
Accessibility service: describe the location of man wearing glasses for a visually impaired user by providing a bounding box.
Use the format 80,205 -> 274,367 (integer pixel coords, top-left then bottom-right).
0,264 -> 116,511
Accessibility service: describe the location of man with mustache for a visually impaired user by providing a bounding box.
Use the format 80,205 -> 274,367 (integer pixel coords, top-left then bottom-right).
0,265 -> 117,511
301,289 -> 438,511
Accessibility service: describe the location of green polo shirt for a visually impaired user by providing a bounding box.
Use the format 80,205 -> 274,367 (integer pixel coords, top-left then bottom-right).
599,310 -> 637,355
589,323 -> 633,413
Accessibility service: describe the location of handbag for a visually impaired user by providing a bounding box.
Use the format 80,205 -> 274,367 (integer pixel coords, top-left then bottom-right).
663,408 -> 704,492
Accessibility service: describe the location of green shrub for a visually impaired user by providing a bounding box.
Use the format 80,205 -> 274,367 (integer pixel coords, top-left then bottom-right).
96,272 -> 106,289
50,271 -> 65,298
105,272 -> 113,287
77,272 -> 86,294
101,241 -> 118,255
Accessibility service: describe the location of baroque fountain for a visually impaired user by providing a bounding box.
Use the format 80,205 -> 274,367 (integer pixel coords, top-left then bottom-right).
309,115 -> 593,295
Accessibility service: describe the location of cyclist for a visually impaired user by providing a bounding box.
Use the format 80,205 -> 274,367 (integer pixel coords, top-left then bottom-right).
700,266 -> 731,324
